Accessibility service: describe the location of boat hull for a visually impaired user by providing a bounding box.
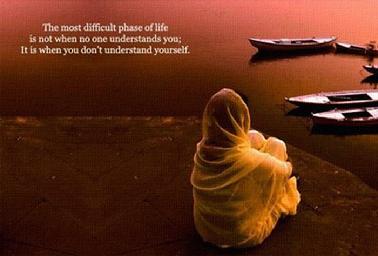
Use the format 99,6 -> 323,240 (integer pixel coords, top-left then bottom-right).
287,99 -> 378,108
335,42 -> 378,57
312,108 -> 378,127
312,116 -> 378,126
367,49 -> 378,57
285,90 -> 378,108
249,37 -> 336,52
335,42 -> 366,55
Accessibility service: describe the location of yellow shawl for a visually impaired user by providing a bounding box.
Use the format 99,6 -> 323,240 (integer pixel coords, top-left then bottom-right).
191,88 -> 300,248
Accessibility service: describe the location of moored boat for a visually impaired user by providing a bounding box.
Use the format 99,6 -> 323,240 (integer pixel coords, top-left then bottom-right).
285,89 -> 378,108
368,49 -> 378,57
311,107 -> 378,126
336,42 -> 378,56
363,64 -> 378,75
249,37 -> 337,52
335,42 -> 367,54
366,42 -> 378,57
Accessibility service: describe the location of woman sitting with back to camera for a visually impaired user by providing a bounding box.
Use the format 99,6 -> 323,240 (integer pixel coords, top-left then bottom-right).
191,88 -> 300,248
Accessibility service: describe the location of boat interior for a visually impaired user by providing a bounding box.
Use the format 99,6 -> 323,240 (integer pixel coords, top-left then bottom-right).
327,94 -> 372,102
342,111 -> 372,119
274,39 -> 316,44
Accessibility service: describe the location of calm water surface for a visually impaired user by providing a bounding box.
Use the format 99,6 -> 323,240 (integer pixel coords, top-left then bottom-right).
1,0 -> 378,188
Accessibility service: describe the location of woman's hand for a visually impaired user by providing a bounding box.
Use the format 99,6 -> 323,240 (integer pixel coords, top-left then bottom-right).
248,130 -> 266,149
262,137 -> 288,161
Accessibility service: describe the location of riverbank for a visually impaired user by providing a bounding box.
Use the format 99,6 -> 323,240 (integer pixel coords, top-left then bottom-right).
1,116 -> 377,255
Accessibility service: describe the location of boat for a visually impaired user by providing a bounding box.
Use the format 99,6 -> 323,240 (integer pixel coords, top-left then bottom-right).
335,42 -> 367,54
249,37 -> 336,52
363,64 -> 378,75
369,49 -> 378,56
285,89 -> 378,108
366,42 -> 378,56
336,42 -> 378,56
311,107 -> 378,127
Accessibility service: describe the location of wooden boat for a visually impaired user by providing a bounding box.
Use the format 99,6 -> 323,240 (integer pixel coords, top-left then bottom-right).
285,89 -> 378,108
366,42 -> 378,56
335,42 -> 366,54
336,42 -> 378,56
368,50 -> 378,56
312,107 -> 378,126
249,37 -> 336,52
363,64 -> 378,75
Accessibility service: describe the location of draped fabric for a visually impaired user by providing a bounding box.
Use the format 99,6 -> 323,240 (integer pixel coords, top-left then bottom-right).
191,88 -> 300,248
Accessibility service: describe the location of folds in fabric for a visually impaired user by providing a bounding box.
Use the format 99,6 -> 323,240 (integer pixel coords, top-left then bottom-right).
191,88 -> 300,248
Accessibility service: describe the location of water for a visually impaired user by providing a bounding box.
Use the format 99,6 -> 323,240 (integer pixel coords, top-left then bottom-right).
1,0 -> 377,188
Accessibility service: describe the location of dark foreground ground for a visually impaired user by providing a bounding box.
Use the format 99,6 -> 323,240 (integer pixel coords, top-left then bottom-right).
1,117 -> 377,256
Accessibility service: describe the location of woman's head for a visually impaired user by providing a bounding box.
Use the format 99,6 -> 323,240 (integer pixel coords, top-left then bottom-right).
202,88 -> 251,147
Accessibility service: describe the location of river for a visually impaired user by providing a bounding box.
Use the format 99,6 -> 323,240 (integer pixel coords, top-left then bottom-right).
1,0 -> 377,188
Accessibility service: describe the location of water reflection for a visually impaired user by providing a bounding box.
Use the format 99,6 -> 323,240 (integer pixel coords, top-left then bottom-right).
249,48 -> 333,63
311,125 -> 378,136
285,107 -> 313,117
361,75 -> 378,89
2,0 -> 378,189
334,50 -> 373,58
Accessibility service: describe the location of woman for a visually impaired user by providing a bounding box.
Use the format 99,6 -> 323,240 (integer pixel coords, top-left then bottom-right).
191,88 -> 300,248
